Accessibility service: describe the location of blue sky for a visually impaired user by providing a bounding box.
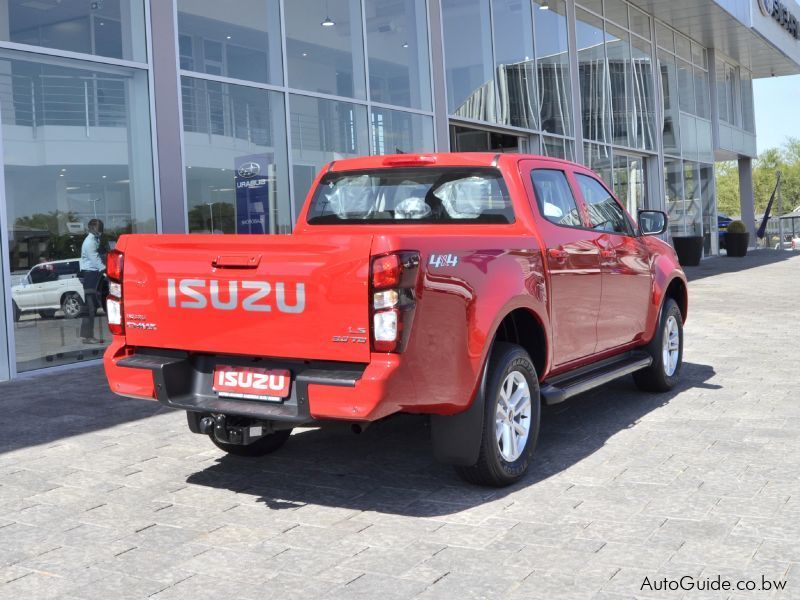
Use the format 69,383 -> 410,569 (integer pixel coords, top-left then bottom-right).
754,75 -> 800,153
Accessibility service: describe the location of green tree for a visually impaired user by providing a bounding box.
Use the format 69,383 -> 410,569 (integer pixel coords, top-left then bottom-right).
714,138 -> 800,217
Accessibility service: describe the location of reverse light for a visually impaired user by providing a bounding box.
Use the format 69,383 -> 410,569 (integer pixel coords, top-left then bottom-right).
373,289 -> 399,310
373,310 -> 398,342
107,297 -> 124,336
109,281 -> 122,297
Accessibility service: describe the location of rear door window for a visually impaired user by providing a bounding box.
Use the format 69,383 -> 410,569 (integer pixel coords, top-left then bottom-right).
530,169 -> 583,228
307,167 -> 514,224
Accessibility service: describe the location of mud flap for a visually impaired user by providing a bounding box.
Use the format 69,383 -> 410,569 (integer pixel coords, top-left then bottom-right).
430,360 -> 488,466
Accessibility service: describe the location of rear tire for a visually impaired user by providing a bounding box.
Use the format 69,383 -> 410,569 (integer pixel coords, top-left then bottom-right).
12,301 -> 21,323
455,342 -> 540,487
634,298 -> 683,392
61,293 -> 83,319
210,429 -> 292,457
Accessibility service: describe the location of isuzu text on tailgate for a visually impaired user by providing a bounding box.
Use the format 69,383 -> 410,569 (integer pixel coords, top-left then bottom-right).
104,153 -> 687,486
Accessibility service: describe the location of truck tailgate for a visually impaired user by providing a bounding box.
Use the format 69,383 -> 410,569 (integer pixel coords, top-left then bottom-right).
119,234 -> 372,363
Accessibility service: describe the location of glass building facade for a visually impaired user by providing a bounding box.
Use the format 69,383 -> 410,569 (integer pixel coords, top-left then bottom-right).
0,0 -> 790,379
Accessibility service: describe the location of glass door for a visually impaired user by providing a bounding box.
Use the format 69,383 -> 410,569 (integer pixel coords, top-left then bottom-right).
0,251 -> 9,382
612,152 -> 647,217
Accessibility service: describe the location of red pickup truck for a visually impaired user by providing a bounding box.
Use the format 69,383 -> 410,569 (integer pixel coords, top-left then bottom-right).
103,153 -> 687,486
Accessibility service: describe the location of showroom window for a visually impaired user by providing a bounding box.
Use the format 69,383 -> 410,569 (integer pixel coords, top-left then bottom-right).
576,2 -> 656,151
365,0 -> 431,111
1,51 -> 156,373
492,0 -> 538,130
2,0 -> 147,62
283,0 -> 367,99
442,0 -> 495,121
290,94 -> 369,213
534,0 -> 573,137
576,8 -> 612,145
370,108 -> 434,155
176,0 -> 283,86
182,77 -> 290,234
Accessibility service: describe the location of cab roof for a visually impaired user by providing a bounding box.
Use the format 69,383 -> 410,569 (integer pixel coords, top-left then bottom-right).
326,152 -> 579,173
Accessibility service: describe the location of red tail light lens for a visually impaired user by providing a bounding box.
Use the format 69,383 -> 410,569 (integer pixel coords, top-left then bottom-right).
372,254 -> 400,290
107,249 -> 124,282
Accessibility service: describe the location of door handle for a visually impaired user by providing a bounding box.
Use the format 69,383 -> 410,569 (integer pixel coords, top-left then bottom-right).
600,249 -> 617,260
212,255 -> 261,269
548,248 -> 569,260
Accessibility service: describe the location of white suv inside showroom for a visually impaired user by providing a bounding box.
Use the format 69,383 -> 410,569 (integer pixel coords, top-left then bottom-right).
11,259 -> 86,321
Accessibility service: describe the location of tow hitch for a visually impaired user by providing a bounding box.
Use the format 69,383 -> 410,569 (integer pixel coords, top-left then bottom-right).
193,413 -> 267,446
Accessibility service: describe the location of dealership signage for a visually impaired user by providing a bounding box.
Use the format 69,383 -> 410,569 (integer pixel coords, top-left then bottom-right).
234,154 -> 272,234
759,0 -> 800,40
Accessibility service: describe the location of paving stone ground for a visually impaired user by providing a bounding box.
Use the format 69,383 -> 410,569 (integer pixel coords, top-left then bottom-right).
0,250 -> 799,599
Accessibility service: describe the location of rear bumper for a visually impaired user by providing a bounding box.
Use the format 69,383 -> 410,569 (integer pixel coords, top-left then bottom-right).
103,339 -> 416,422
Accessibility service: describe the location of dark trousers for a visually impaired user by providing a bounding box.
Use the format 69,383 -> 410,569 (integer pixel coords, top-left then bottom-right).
80,271 -> 101,339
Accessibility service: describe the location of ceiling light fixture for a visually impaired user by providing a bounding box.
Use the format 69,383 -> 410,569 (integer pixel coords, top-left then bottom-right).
401,41 -> 409,48
321,0 -> 335,26
539,1 -> 550,9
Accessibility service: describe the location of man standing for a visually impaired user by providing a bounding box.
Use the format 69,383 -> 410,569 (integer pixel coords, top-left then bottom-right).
80,219 -> 105,344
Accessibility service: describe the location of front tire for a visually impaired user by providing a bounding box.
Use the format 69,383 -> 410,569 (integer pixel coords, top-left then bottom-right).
210,428 -> 292,457
634,298 -> 684,392
455,342 -> 541,487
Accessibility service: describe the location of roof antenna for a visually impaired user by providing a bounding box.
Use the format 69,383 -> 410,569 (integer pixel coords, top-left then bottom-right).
395,147 -> 406,154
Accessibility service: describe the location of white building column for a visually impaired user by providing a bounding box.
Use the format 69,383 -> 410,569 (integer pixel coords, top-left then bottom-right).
738,157 -> 757,248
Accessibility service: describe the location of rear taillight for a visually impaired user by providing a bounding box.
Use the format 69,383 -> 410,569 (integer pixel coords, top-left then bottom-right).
106,249 -> 124,336
370,252 -> 419,353
107,249 -> 124,281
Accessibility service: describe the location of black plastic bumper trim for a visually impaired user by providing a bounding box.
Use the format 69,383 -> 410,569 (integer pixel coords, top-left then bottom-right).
118,349 -> 366,423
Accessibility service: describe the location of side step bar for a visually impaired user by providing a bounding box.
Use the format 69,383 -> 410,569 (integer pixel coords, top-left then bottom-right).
540,351 -> 652,405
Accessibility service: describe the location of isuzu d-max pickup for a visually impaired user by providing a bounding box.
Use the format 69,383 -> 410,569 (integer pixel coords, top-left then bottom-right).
103,153 -> 687,486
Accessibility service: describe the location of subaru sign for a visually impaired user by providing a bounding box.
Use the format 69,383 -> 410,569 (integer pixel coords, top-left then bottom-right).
234,154 -> 272,234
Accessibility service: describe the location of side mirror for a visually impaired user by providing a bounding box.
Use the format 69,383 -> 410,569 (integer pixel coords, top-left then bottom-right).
638,210 -> 667,236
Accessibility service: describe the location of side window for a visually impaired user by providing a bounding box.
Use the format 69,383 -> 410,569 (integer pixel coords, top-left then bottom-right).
575,174 -> 634,236
530,169 -> 583,228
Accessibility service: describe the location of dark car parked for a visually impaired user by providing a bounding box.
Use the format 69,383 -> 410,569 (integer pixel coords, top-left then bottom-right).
718,214 -> 733,249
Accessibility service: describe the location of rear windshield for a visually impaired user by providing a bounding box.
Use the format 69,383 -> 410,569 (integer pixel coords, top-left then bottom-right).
306,167 -> 514,224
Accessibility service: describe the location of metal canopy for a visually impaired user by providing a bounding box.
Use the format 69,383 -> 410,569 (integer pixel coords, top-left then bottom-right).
629,0 -> 800,77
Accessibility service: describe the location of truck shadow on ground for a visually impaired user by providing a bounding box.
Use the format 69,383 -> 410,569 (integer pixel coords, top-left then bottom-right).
186,361 -> 718,517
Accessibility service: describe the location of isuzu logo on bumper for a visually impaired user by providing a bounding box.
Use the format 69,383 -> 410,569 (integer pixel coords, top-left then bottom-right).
167,279 -> 306,313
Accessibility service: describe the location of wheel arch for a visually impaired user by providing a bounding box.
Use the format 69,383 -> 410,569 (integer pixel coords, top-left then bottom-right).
489,307 -> 548,379
664,276 -> 688,323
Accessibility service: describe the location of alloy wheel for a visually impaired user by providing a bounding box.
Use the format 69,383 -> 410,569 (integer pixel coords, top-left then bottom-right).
495,370 -> 532,462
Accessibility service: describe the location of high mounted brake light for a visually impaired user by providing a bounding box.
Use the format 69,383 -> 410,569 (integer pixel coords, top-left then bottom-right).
382,154 -> 437,167
370,252 -> 419,353
106,249 -> 124,336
